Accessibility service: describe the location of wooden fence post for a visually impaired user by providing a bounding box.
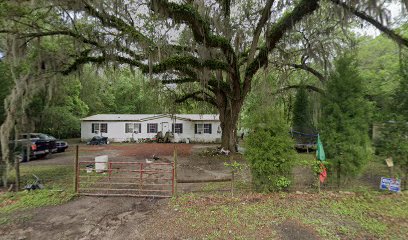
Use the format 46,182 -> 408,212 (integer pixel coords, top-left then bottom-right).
230,155 -> 234,197
173,146 -> 178,197
74,145 -> 79,194
231,170 -> 234,197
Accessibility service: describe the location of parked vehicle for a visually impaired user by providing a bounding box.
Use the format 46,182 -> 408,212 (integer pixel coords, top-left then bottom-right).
55,140 -> 69,152
17,133 -> 57,161
46,135 -> 69,152
87,136 -> 109,145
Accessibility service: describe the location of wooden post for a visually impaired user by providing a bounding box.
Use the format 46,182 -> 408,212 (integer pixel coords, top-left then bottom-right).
26,135 -> 30,162
140,163 -> 143,191
173,146 -> 178,197
74,145 -> 79,194
388,167 -> 393,178
231,171 -> 235,197
230,155 -> 234,197
14,145 -> 20,191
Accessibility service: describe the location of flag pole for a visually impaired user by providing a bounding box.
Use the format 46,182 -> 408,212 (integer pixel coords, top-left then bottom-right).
316,134 -> 326,193
317,156 -> 321,193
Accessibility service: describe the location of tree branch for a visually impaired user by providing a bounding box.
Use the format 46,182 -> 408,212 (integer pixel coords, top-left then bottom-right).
81,0 -> 154,47
244,0 -> 320,94
150,0 -> 239,81
330,0 -> 408,47
161,77 -> 197,84
289,63 -> 326,82
248,0 -> 275,62
274,84 -> 325,95
150,0 -> 234,55
141,56 -> 229,74
61,53 -> 144,75
175,91 -> 217,106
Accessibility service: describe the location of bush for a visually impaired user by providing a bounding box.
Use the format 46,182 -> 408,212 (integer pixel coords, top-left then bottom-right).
245,109 -> 296,192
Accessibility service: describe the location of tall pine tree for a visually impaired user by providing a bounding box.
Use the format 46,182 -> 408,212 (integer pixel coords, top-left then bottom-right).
292,86 -> 315,134
320,54 -> 372,186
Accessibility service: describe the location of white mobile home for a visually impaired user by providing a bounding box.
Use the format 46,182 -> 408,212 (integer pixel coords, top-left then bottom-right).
80,114 -> 222,143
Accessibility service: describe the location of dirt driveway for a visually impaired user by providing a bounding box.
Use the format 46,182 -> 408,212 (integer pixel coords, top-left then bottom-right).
22,143 -> 195,166
1,197 -> 165,240
1,143 -> 236,240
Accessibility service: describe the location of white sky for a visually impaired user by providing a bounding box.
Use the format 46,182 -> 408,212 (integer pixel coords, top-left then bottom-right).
355,2 -> 406,37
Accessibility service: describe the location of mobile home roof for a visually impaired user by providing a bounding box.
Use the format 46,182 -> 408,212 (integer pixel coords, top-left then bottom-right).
81,114 -> 219,122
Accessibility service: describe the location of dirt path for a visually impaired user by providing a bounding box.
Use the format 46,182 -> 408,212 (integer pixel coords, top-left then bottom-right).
0,197 -> 167,240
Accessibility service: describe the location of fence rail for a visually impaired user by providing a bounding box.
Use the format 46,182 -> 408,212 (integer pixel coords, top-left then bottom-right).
73,145 -> 239,198
74,146 -> 175,198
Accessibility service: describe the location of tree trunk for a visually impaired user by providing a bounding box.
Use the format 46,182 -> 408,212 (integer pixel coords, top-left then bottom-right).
218,98 -> 242,153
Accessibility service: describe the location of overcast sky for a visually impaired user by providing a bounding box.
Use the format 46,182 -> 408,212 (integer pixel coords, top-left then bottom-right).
356,2 -> 406,37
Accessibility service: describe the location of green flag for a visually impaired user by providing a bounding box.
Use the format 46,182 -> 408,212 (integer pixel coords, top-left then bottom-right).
316,134 -> 326,161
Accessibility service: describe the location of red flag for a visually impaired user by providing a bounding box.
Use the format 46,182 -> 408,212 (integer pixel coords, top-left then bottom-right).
319,164 -> 327,183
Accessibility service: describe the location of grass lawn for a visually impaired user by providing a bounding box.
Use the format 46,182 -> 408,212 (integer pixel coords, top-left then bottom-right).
0,165 -> 76,225
145,191 -> 408,239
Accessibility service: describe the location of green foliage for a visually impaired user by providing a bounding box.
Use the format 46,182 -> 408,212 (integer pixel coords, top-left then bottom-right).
376,119 -> 408,179
109,68 -> 165,114
320,54 -> 373,183
275,176 -> 291,191
79,66 -> 117,115
80,66 -> 172,115
39,107 -> 82,138
30,75 -> 88,138
393,56 -> 408,119
1,164 -> 75,225
376,58 -> 408,187
0,189 -> 74,214
241,73 -> 282,129
224,161 -> 243,173
245,108 -> 296,192
292,86 -> 315,133
357,29 -> 407,121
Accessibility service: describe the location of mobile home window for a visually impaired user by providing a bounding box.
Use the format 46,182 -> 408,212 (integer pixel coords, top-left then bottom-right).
172,123 -> 183,134
147,123 -> 158,133
92,123 -> 99,133
92,123 -> 108,133
204,124 -> 212,134
125,123 -> 141,133
100,123 -> 108,133
195,123 -> 212,134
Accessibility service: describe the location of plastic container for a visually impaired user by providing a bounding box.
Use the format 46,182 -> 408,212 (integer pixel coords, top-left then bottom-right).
95,155 -> 108,173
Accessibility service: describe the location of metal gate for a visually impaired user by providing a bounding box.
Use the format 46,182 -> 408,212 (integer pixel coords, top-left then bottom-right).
75,159 -> 175,198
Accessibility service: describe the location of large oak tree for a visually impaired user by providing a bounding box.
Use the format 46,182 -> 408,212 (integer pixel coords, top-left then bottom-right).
1,0 -> 407,153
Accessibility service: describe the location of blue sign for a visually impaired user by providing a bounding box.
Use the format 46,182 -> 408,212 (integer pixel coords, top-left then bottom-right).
380,177 -> 401,193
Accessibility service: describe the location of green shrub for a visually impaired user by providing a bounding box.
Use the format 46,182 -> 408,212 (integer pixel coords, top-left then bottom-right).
245,109 -> 296,192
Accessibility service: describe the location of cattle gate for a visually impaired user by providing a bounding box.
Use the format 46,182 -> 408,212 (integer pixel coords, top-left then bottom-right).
74,147 -> 175,198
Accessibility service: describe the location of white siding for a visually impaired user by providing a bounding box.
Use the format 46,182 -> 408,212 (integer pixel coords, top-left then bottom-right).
81,116 -> 222,143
